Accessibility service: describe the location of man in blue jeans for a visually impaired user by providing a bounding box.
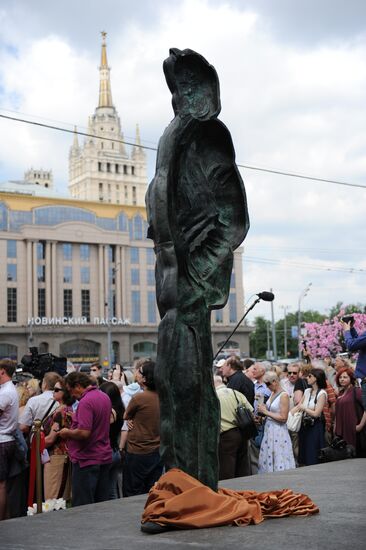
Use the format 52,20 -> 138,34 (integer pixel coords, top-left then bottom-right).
342,318 -> 366,430
59,372 -> 112,506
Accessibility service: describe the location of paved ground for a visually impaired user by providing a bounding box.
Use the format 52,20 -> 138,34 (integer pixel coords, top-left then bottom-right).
2,459 -> 365,550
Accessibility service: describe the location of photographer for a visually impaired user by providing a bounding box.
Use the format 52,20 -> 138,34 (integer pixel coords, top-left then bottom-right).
341,316 -> 366,416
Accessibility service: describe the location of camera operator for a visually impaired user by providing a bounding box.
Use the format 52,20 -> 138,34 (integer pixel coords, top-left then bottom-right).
341,316 -> 366,415
19,372 -> 62,434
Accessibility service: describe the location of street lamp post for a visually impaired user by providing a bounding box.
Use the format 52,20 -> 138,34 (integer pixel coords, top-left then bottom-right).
106,263 -> 120,369
280,305 -> 290,359
298,283 -> 312,359
270,288 -> 277,361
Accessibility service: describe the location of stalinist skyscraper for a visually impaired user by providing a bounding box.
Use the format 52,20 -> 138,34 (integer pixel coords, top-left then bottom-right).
68,32 -> 147,206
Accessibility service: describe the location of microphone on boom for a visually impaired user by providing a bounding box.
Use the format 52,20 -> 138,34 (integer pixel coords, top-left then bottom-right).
256,291 -> 275,302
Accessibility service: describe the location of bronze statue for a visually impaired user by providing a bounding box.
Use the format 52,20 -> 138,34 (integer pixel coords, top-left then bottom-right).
146,48 -> 249,491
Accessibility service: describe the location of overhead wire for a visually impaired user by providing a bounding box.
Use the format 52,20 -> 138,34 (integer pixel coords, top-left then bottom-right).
244,255 -> 365,274
1,111 -> 366,189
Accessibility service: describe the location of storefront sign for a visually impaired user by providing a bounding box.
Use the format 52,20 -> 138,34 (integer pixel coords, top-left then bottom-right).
27,317 -> 130,326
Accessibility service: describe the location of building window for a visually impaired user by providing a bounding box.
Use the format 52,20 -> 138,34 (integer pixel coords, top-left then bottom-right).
132,186 -> 137,205
7,288 -> 17,322
147,269 -> 155,286
106,163 -> 111,173
64,289 -> 73,317
130,247 -> 139,264
115,164 -> 119,174
63,243 -> 72,261
131,166 -> 135,175
131,291 -> 140,323
63,266 -> 72,284
7,240 -> 17,258
229,293 -> 237,323
146,248 -> 155,265
81,289 -> 90,322
38,288 -> 46,318
131,268 -> 140,285
148,291 -> 156,323
37,241 -> 46,260
123,165 -> 127,175
7,264 -> 17,282
124,185 -> 128,200
112,341 -> 119,364
215,309 -> 223,323
108,245 -> 116,263
38,265 -> 46,283
80,266 -> 90,284
80,244 -> 90,261
111,289 -> 116,317
98,162 -> 102,171
133,341 -> 157,359
109,266 -> 116,285
0,343 -> 17,361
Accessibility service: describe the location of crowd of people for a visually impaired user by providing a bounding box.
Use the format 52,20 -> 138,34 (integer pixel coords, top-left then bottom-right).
214,324 -> 366,479
0,315 -> 365,520
0,358 -> 162,520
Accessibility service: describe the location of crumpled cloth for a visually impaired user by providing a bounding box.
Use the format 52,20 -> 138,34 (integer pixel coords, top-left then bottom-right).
142,468 -> 319,529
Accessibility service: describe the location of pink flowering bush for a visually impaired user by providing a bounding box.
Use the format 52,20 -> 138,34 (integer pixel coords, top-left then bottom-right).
303,309 -> 366,358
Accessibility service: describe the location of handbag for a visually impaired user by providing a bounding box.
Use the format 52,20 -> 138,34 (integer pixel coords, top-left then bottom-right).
319,436 -> 356,463
287,410 -> 303,433
232,390 -> 258,439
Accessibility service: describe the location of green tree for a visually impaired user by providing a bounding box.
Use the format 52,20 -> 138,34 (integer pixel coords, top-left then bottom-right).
276,310 -> 326,359
249,316 -> 269,359
328,301 -> 366,319
250,309 -> 327,360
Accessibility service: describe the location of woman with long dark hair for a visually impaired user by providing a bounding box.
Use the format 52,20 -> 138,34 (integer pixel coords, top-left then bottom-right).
335,368 -> 366,457
99,382 -> 124,499
293,368 -> 327,465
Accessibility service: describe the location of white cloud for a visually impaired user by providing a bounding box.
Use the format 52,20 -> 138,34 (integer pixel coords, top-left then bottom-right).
0,0 -> 365,322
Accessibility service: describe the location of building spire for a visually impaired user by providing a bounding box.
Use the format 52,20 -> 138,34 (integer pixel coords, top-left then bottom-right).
73,126 -> 79,148
135,123 -> 141,146
132,123 -> 146,160
98,31 -> 113,108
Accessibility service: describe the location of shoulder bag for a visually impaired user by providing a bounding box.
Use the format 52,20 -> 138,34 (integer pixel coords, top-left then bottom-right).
287,410 -> 303,432
232,390 -> 258,439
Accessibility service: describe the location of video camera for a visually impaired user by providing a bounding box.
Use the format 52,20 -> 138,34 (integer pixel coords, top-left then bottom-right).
19,347 -> 67,380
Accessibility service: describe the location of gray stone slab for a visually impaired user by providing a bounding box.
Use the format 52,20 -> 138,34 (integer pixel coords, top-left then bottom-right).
2,459 -> 365,550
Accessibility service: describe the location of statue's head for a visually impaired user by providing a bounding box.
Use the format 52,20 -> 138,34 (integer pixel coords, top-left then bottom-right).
163,48 -> 221,120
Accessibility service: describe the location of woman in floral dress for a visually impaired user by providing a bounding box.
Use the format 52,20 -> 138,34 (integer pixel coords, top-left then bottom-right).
258,372 -> 295,473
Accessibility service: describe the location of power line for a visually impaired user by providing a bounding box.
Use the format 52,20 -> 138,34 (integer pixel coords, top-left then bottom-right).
1,111 -> 366,189
237,163 -> 366,189
0,113 -> 158,152
244,255 -> 365,274
245,245 -> 364,255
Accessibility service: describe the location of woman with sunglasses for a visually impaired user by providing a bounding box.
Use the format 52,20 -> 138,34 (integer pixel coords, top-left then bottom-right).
257,372 -> 295,473
43,379 -> 75,500
293,368 -> 327,466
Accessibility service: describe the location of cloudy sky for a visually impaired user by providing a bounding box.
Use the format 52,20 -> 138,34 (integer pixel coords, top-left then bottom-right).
0,0 -> 365,323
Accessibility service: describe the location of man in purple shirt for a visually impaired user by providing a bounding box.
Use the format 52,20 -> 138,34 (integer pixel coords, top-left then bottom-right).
59,372 -> 112,507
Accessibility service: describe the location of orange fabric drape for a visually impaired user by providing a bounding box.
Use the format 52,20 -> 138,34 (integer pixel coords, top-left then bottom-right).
142,468 -> 319,529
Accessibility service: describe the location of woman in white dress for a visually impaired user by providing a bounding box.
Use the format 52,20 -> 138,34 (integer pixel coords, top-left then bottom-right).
257,372 -> 295,473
